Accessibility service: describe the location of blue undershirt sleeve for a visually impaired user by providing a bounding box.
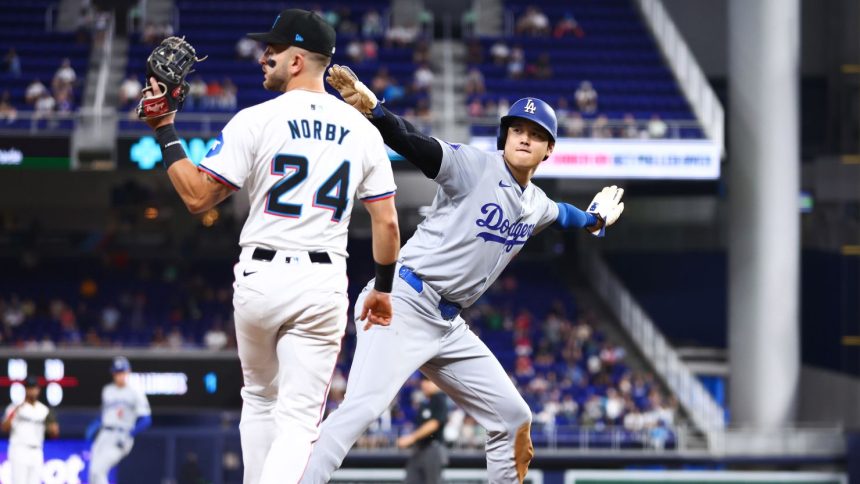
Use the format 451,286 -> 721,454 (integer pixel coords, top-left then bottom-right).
553,202 -> 599,230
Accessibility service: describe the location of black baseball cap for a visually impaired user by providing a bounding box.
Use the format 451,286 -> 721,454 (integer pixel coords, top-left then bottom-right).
247,9 -> 336,57
24,376 -> 39,388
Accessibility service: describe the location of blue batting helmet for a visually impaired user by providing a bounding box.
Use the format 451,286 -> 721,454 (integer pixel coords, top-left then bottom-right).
496,97 -> 558,151
111,356 -> 131,373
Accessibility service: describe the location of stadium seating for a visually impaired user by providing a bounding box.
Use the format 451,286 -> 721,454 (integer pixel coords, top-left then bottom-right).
0,255 -> 676,448
0,0 -> 90,131
119,1 -> 428,133
469,0 -> 703,139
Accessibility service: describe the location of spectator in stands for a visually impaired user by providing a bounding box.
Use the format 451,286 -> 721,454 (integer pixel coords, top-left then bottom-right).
0,91 -> 17,124
220,78 -> 238,111
496,98 -> 510,119
467,98 -> 484,118
346,40 -> 363,63
516,6 -> 551,37
55,88 -> 74,114
34,92 -> 56,120
564,111 -> 584,138
235,37 -> 262,61
336,7 -> 358,36
490,40 -> 510,65
3,48 -> 21,77
167,327 -> 184,349
100,304 -> 120,335
204,322 -> 229,350
25,79 -> 47,105
647,114 -> 668,139
622,113 -> 639,138
414,98 -> 433,133
555,98 -> 571,120
142,21 -> 174,45
507,45 -> 525,79
204,80 -> 224,110
371,67 -> 392,94
362,10 -> 384,37
362,39 -> 379,61
53,58 -> 77,93
187,76 -> 207,110
413,40 -> 431,65
529,52 -> 553,79
464,68 -> 485,96
119,74 -> 142,107
554,13 -> 586,39
387,23 -> 419,47
575,80 -> 598,114
592,114 -> 611,138
412,63 -> 434,92
466,40 -> 483,65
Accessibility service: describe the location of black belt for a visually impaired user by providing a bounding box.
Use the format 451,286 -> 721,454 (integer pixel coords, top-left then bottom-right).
252,247 -> 331,264
102,426 -> 128,432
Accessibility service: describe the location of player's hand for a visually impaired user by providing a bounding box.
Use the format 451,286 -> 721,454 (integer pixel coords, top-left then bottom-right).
326,64 -> 379,117
585,185 -> 625,237
141,77 -> 176,130
396,435 -> 415,449
359,289 -> 393,331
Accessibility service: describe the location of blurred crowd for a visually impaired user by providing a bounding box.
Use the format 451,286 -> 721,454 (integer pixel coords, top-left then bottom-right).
0,57 -> 79,124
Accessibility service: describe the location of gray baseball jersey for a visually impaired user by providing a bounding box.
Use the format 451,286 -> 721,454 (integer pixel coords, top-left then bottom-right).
303,139 -> 560,484
400,140 -> 559,308
100,383 -> 150,430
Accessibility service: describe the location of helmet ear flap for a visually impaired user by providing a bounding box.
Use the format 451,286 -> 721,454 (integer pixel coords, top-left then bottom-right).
497,119 -> 510,150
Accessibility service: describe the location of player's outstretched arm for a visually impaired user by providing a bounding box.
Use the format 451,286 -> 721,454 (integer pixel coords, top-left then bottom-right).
554,186 -> 625,237
141,77 -> 233,214
360,196 -> 400,330
1,405 -> 18,433
327,65 -> 444,178
46,409 -> 59,438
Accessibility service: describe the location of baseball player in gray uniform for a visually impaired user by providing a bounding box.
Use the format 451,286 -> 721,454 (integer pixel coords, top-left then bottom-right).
303,67 -> 625,483
86,357 -> 151,484
2,376 -> 59,484
139,10 -> 400,484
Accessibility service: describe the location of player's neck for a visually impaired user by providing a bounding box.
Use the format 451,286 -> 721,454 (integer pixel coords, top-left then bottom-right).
284,75 -> 325,94
24,397 -> 35,404
503,160 -> 535,188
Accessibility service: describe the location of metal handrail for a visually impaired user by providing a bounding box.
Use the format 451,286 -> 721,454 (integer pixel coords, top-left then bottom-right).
93,12 -> 116,130
635,0 -> 725,155
577,245 -> 726,448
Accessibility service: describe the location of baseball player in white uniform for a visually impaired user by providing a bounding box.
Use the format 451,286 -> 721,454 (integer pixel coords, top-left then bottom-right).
139,9 -> 400,484
302,69 -> 625,483
86,356 -> 151,484
2,376 -> 59,484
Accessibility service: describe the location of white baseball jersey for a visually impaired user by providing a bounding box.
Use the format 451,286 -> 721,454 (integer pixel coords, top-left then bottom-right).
4,401 -> 52,448
399,140 -> 559,308
198,90 -> 397,257
100,383 -> 150,431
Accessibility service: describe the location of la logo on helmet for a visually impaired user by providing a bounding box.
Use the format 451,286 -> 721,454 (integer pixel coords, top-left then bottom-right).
523,99 -> 537,114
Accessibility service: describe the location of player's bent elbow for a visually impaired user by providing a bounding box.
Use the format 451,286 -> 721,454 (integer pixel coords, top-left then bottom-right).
185,197 -> 214,215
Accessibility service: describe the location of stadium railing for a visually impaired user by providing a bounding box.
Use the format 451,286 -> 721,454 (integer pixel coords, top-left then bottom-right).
635,0 -> 725,154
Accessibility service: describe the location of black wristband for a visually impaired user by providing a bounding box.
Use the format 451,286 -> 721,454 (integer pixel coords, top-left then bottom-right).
155,124 -> 187,168
373,262 -> 396,293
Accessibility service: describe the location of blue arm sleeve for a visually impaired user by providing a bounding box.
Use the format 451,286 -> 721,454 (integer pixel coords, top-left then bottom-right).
131,415 -> 152,437
553,202 -> 599,230
85,417 -> 101,442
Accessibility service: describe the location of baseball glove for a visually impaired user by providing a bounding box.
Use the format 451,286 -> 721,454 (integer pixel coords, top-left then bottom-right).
137,36 -> 207,120
326,64 -> 379,116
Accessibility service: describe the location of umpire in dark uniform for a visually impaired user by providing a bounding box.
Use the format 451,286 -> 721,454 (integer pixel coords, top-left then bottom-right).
397,376 -> 449,484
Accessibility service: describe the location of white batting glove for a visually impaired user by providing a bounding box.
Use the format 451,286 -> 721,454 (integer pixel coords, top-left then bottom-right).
326,64 -> 380,117
586,185 -> 625,237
